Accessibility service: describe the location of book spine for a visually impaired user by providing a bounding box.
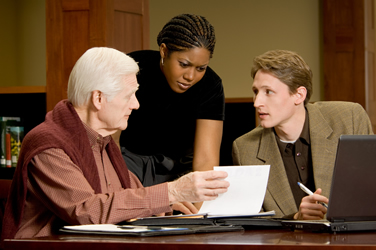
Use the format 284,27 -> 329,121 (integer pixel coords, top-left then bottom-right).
5,128 -> 11,168
0,117 -> 5,168
0,117 -> 22,168
10,126 -> 23,167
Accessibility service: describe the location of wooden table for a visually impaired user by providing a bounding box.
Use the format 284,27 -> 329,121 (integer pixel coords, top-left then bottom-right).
4,229 -> 376,250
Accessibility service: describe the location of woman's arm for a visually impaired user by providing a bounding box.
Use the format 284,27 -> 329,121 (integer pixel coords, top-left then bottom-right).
193,119 -> 223,172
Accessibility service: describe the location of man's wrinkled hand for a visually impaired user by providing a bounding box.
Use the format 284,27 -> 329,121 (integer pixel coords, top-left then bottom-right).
171,201 -> 199,214
168,170 -> 229,204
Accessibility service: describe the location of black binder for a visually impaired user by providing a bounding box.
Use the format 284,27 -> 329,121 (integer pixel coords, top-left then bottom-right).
125,215 -> 283,229
60,223 -> 243,237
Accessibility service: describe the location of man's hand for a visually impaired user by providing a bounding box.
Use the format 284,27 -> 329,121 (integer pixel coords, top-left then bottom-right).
168,171 -> 229,204
171,201 -> 199,214
294,188 -> 329,220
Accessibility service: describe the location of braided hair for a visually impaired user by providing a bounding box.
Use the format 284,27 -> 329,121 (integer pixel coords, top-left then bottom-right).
157,14 -> 216,58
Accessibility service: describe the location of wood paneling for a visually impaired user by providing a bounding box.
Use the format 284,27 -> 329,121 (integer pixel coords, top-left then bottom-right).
0,86 -> 46,94
46,0 -> 149,111
225,98 -> 253,103
323,0 -> 376,131
113,0 -> 149,53
323,0 -> 365,106
365,0 -> 376,132
46,0 -> 65,112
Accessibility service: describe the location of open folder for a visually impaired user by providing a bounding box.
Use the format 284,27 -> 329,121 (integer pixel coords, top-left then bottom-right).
127,165 -> 280,228
60,224 -> 194,236
60,223 -> 244,236
60,165 -> 281,236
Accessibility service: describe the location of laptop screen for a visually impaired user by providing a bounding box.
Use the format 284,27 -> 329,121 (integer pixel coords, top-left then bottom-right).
327,135 -> 376,222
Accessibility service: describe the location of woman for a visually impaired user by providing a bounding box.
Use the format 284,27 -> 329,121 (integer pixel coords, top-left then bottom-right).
118,13 -> 224,187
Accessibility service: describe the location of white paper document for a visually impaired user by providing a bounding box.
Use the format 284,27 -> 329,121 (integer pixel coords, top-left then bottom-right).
62,224 -> 188,233
63,224 -> 151,233
198,165 -> 271,216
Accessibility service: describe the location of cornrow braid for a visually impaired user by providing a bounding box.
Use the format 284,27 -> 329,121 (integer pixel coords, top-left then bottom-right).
157,14 -> 216,57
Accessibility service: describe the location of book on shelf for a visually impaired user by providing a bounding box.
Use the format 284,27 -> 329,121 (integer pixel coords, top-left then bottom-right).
0,117 -> 24,168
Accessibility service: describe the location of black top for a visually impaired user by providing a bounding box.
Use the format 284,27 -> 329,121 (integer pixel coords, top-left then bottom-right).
120,50 -> 225,162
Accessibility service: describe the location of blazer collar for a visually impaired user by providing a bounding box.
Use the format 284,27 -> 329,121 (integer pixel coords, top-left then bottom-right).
306,103 -> 338,197
258,129 -> 298,214
256,104 -> 338,215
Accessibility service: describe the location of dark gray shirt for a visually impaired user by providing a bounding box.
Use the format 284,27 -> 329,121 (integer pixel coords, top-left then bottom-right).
276,109 -> 314,209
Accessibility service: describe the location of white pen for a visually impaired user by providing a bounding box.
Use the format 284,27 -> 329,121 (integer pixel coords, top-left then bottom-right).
297,182 -> 328,208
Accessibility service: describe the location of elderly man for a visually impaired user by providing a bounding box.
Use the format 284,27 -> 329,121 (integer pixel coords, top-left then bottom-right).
1,47 -> 229,241
233,50 -> 373,220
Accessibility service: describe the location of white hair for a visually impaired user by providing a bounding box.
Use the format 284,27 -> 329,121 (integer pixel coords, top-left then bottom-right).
67,47 -> 139,107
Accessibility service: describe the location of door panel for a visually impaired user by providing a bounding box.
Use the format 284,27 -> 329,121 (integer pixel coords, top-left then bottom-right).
46,0 -> 149,111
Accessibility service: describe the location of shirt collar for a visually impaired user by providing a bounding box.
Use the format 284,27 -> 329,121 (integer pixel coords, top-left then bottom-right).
275,108 -> 310,147
300,108 -> 310,145
82,122 -> 112,149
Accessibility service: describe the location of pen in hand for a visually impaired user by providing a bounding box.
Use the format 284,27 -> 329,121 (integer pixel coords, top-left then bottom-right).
297,182 -> 328,208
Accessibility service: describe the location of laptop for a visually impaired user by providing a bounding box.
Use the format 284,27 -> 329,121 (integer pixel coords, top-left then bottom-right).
282,134 -> 376,232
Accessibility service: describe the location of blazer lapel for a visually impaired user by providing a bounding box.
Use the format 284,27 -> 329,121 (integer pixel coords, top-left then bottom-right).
307,104 -> 338,198
258,129 -> 298,215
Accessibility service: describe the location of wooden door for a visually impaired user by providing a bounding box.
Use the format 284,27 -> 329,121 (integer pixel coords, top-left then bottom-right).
323,0 -> 365,105
46,0 -> 149,111
323,0 -> 376,131
365,0 -> 376,132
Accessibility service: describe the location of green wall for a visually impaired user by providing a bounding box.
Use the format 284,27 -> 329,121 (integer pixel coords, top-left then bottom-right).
0,0 -> 322,101
0,0 -> 45,87
149,0 -> 323,101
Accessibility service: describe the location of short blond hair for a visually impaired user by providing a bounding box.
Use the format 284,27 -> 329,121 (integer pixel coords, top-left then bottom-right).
251,50 -> 313,105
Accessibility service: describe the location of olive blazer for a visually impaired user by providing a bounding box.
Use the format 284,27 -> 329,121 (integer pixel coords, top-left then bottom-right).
232,101 -> 374,218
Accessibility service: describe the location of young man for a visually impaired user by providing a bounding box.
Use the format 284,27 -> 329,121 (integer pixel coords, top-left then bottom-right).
1,47 -> 229,241
232,50 -> 373,220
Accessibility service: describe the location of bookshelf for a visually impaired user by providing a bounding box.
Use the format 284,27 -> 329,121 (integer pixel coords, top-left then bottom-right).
0,86 -> 47,179
0,86 -> 46,134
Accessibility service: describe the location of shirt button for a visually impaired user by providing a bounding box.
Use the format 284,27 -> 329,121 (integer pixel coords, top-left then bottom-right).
297,152 -> 301,156
301,167 -> 305,170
